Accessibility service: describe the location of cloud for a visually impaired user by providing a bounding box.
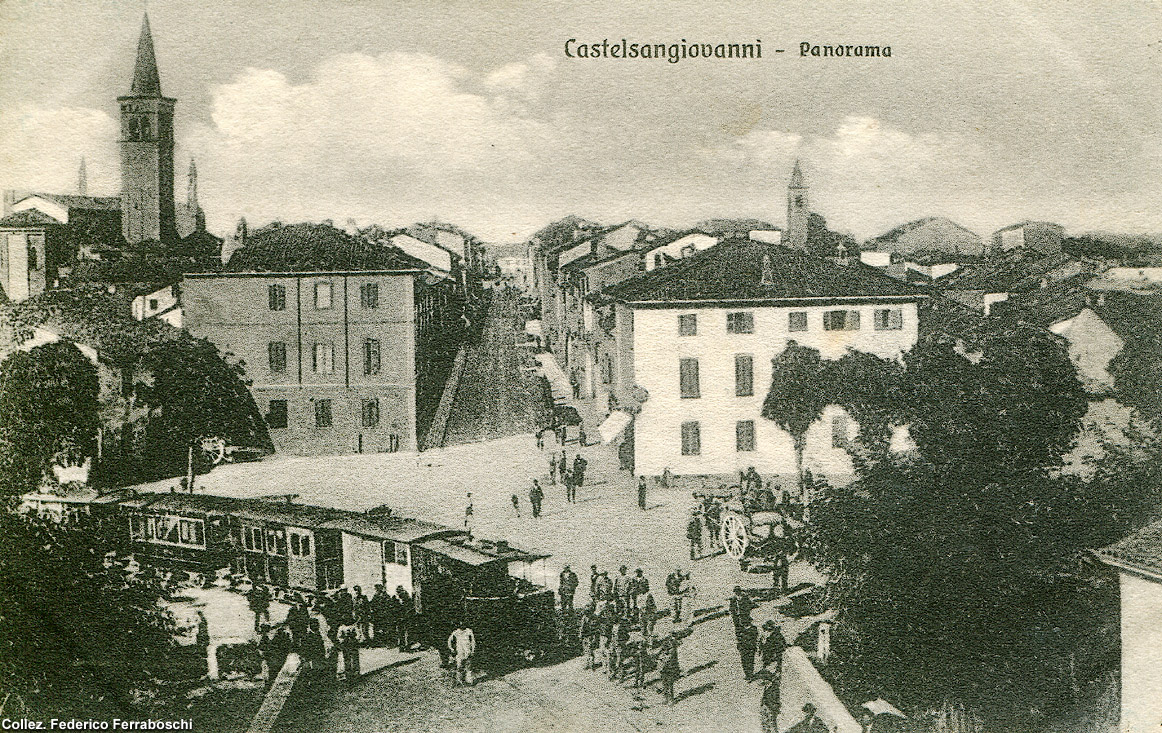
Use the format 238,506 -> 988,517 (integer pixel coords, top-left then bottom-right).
0,104 -> 118,195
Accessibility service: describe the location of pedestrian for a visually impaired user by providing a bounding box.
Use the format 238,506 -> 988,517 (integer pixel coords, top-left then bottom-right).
637,475 -> 647,510
370,585 -> 389,646
267,626 -> 292,687
536,430 -> 545,450
286,598 -> 310,648
353,586 -> 371,645
609,613 -> 629,680
529,480 -> 544,518
773,552 -> 790,594
759,620 -> 786,672
340,628 -> 361,686
573,454 -> 587,488
640,592 -> 658,642
558,450 -> 567,483
660,636 -> 680,705
737,622 -> 759,680
563,469 -> 574,502
629,568 -> 649,614
589,564 -> 599,601
248,583 -> 271,632
301,619 -> 327,681
661,467 -> 673,489
665,568 -> 688,624
687,510 -> 703,560
396,586 -> 414,651
334,587 -> 355,628
558,565 -> 579,611
614,565 -> 632,616
594,570 -> 614,603
447,621 -> 476,685
549,453 -> 558,485
511,493 -> 521,517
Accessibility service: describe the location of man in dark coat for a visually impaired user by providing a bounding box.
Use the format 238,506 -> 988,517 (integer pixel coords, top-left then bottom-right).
559,565 -> 579,611
248,584 -> 271,631
687,511 -> 703,560
286,598 -> 311,648
396,586 -> 414,651
729,586 -> 756,634
369,585 -> 390,646
637,476 -> 648,510
737,622 -> 759,680
530,480 -> 544,517
759,619 -> 786,673
660,636 -> 680,705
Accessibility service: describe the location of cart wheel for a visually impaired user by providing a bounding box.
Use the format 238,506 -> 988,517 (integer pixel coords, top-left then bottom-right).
721,514 -> 749,560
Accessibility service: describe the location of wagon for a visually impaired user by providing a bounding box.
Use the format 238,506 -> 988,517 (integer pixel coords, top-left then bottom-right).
696,487 -> 802,570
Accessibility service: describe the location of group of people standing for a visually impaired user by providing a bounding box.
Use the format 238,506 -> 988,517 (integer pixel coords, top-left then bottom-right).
728,586 -> 786,683
548,450 -> 588,503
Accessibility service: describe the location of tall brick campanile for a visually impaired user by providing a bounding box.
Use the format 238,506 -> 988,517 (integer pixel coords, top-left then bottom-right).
119,14 -> 176,245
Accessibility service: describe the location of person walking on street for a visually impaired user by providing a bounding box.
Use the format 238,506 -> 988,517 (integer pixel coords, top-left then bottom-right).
759,619 -> 786,673
463,492 -> 474,531
594,570 -> 614,603
353,586 -> 371,645
579,606 -> 599,669
629,568 -> 649,614
687,510 -> 703,560
340,628 -> 361,686
614,565 -> 632,616
573,454 -> 587,489
666,568 -> 688,624
563,469 -> 574,503
558,565 -> 579,611
637,476 -> 647,510
511,493 -> 521,517
773,551 -> 790,594
248,583 -> 271,632
530,480 -> 544,518
549,453 -> 558,486
640,592 -> 658,642
589,565 -> 599,601
447,622 -> 476,685
370,584 -> 389,646
396,586 -> 414,651
558,451 -> 567,484
761,675 -> 782,733
660,636 -> 681,705
729,586 -> 756,635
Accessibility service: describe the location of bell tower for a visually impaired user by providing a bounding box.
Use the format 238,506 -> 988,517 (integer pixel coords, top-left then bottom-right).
786,159 -> 809,250
119,14 -> 176,245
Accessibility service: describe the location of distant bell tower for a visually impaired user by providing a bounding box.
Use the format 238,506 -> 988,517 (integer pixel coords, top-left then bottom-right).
119,14 -> 176,245
77,157 -> 88,196
786,159 -> 809,250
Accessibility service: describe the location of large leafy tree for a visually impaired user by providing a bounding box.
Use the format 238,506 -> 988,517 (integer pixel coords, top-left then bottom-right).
0,511 -> 178,718
808,329 -> 1122,726
0,341 -> 100,498
762,341 -> 833,494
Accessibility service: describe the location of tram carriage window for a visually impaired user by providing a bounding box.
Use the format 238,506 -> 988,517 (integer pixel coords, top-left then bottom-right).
266,528 -> 287,555
243,525 -> 263,552
290,533 -> 312,557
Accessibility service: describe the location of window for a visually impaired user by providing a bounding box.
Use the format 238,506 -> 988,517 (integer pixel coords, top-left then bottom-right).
736,420 -> 756,452
363,338 -> 381,375
788,311 -> 808,332
243,525 -> 263,552
654,253 -> 664,268
681,421 -> 702,456
874,308 -> 904,330
678,314 -> 697,336
387,434 -> 400,453
268,342 -> 287,373
315,399 -> 333,428
314,281 -> 333,310
386,541 -> 409,566
823,310 -> 861,331
265,528 -> 287,556
679,358 -> 700,398
312,342 -> 335,373
727,312 -> 755,334
832,413 -> 850,449
268,284 -> 286,311
147,298 -> 158,311
362,398 -> 380,428
361,283 -> 379,309
290,533 -> 312,557
267,400 -> 288,429
735,354 -> 754,397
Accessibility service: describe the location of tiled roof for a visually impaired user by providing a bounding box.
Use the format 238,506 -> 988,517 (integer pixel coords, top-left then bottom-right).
225,223 -> 431,273
1096,519 -> 1162,580
0,210 -> 61,227
938,251 -> 1077,292
19,193 -> 121,211
602,239 -> 924,304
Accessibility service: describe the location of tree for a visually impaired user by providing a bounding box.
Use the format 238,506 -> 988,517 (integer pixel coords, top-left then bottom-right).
0,511 -> 179,718
808,330 -> 1114,726
762,341 -> 833,495
830,348 -> 906,458
0,341 -> 100,498
806,212 -> 860,259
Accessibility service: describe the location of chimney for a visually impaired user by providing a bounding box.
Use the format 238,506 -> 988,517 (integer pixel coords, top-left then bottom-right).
760,253 -> 774,285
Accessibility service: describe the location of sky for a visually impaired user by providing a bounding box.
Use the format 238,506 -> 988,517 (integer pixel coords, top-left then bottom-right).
1,0 -> 1160,243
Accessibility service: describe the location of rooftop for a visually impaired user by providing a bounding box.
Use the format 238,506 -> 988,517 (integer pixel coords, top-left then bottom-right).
16,193 -> 121,211
601,238 -> 924,305
224,222 -> 432,273
937,250 -> 1079,292
0,210 -> 61,228
1095,518 -> 1162,581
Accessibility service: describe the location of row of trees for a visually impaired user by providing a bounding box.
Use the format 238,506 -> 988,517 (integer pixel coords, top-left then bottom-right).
762,332 -> 1159,728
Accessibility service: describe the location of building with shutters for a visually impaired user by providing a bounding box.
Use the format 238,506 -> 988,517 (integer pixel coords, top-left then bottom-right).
183,235 -> 463,456
596,238 -> 925,480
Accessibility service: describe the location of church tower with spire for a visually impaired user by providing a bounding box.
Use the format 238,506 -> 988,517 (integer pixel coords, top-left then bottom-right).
786,159 -> 809,250
119,14 -> 176,245
176,158 -> 205,238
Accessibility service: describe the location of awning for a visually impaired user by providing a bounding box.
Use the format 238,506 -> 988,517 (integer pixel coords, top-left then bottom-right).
524,320 -> 543,337
598,410 -> 633,444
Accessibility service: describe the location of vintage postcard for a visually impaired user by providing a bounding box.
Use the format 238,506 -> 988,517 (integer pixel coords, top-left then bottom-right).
1,1 -> 1160,731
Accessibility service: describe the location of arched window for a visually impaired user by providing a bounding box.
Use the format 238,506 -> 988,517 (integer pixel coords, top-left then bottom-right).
28,246 -> 38,270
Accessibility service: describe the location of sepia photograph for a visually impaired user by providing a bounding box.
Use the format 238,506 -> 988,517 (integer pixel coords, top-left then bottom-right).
1,1 -> 1161,731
